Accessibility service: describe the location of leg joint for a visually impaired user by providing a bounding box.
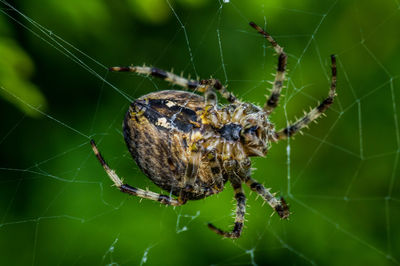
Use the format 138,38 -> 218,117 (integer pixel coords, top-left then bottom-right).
151,67 -> 168,79
120,184 -> 138,195
157,194 -> 171,204
277,53 -> 287,72
317,97 -> 334,113
235,192 -> 246,204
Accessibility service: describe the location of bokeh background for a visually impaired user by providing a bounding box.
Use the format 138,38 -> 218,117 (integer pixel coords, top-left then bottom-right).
1,0 -> 400,265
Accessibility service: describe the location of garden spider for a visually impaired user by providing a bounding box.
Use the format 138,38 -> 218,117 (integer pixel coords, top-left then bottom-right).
91,22 -> 337,238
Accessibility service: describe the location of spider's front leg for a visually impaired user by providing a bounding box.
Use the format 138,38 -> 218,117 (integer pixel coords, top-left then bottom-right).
90,140 -> 187,206
274,55 -> 337,140
250,22 -> 287,114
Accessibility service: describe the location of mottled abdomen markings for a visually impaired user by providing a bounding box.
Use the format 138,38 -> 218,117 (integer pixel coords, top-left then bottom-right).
123,90 -> 231,200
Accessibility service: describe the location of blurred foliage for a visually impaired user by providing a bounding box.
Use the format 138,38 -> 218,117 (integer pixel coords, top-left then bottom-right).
127,0 -> 209,24
1,0 -> 400,265
0,12 -> 46,117
0,37 -> 46,117
127,0 -> 171,23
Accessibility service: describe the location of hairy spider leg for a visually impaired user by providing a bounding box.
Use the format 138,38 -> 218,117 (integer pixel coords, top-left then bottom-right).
244,176 -> 289,219
109,66 -> 238,104
275,55 -> 337,140
200,78 -> 237,104
90,140 -> 187,206
249,22 -> 287,114
182,147 -> 201,190
208,180 -> 246,238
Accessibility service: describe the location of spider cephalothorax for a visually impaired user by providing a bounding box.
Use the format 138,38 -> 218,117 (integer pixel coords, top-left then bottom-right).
91,22 -> 337,238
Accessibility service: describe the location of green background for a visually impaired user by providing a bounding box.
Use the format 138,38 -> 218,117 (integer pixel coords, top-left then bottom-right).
1,0 -> 399,265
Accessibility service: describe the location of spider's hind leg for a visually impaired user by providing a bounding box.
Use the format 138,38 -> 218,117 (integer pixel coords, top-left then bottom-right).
207,160 -> 247,238
208,180 -> 246,239
90,140 -> 186,206
244,175 -> 290,219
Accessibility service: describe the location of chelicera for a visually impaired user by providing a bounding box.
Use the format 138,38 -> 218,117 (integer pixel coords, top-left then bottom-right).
91,22 -> 337,238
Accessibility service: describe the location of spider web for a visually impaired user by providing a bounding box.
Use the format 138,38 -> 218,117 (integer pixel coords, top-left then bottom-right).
1,0 -> 400,265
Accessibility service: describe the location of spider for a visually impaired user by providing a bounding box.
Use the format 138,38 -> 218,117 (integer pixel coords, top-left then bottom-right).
90,22 -> 337,238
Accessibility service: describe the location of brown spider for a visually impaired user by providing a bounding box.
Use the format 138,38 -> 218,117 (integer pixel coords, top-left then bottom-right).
90,22 -> 337,238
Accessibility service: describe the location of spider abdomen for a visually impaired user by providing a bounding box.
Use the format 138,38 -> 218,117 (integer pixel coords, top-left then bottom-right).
123,90 -> 228,200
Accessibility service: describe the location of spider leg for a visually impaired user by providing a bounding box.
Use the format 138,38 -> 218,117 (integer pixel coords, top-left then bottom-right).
244,176 -> 289,219
204,89 -> 218,106
250,22 -> 287,114
109,66 -> 238,104
90,140 -> 186,206
274,55 -> 337,140
110,66 -> 200,90
181,148 -> 201,190
208,180 -> 246,239
200,79 -> 238,104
